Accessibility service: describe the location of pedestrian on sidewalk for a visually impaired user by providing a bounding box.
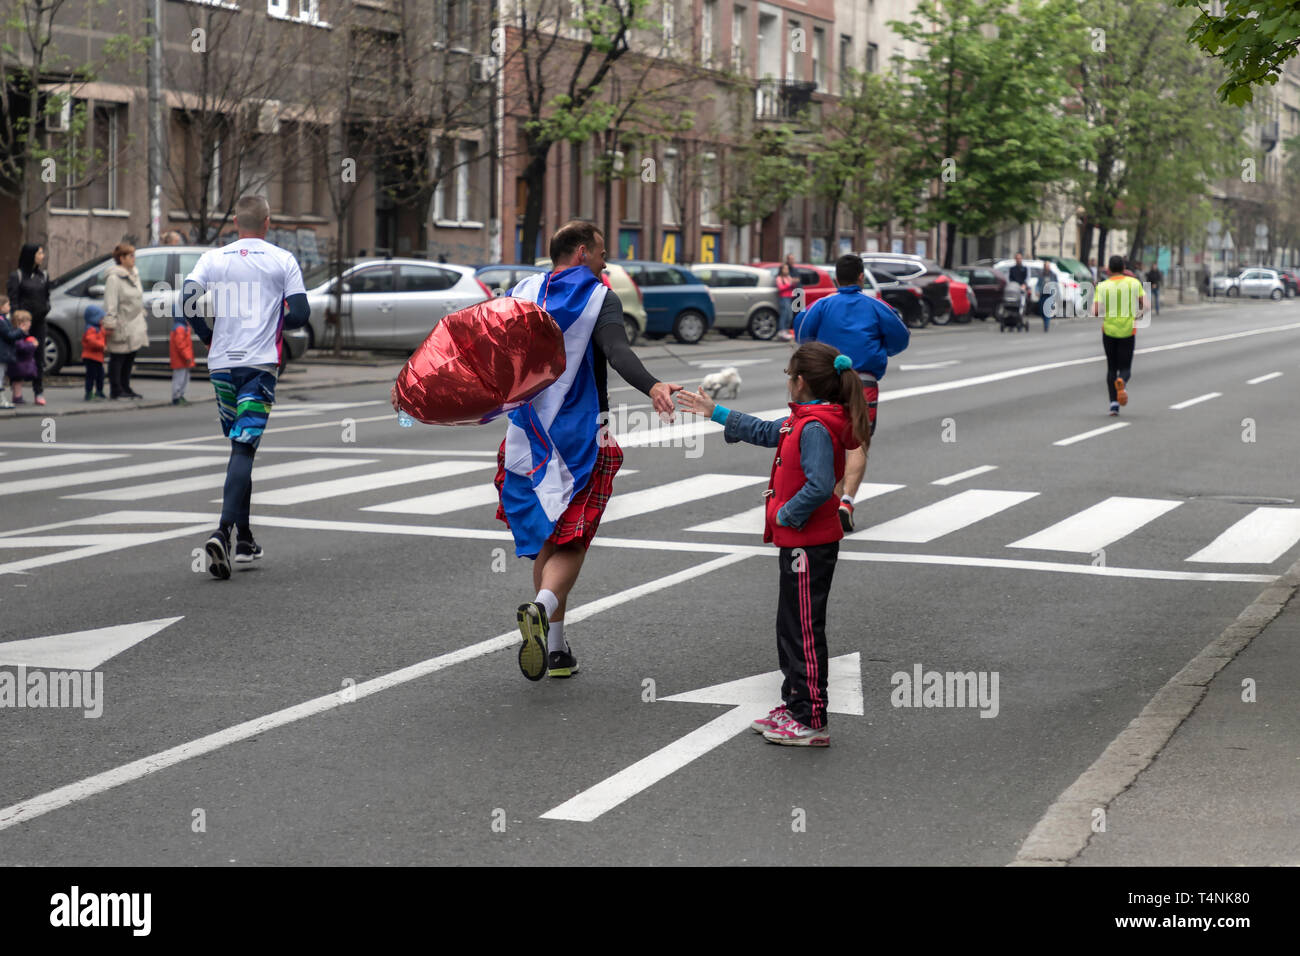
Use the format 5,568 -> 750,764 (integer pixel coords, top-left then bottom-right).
676,342 -> 872,746
0,295 -> 24,408
170,312 -> 194,405
793,253 -> 909,532
6,243 -> 51,406
493,220 -> 682,681
775,263 -> 796,340
182,195 -> 311,580
81,305 -> 107,401
1146,263 -> 1163,315
7,310 -> 39,404
102,243 -> 148,400
1093,254 -> 1144,417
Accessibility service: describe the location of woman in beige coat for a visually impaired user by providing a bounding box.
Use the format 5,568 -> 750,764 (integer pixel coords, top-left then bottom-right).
101,242 -> 148,399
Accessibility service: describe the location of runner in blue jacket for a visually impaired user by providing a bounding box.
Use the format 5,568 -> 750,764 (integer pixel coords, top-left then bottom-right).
794,254 -> 910,531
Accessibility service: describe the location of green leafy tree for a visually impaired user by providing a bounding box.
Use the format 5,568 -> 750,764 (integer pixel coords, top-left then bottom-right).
1175,0 -> 1300,105
1073,0 -> 1242,266
890,0 -> 1087,267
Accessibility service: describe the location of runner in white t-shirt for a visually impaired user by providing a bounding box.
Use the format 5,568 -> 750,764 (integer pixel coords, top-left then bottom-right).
181,195 -> 311,580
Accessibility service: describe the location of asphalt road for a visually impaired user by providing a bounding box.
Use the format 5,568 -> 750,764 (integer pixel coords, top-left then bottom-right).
1,298 -> 1296,865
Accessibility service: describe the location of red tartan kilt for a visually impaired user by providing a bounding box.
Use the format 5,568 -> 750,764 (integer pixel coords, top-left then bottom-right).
495,433 -> 624,550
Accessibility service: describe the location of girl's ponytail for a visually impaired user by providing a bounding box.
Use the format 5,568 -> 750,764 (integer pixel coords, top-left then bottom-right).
834,355 -> 873,452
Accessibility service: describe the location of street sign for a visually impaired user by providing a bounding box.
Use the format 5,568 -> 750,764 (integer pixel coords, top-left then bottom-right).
541,653 -> 864,822
0,617 -> 182,670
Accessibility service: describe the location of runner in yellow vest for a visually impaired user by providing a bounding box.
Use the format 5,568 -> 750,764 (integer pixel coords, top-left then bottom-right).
1092,255 -> 1144,416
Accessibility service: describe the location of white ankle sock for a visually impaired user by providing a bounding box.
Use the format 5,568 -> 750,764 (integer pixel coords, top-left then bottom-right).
841,494 -> 854,505
535,589 -> 559,618
547,620 -> 566,654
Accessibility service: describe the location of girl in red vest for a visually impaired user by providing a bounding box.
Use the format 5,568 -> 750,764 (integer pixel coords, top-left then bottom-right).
677,342 -> 872,745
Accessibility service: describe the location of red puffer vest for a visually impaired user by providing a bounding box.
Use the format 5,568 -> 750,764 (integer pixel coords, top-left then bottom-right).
764,402 -> 861,547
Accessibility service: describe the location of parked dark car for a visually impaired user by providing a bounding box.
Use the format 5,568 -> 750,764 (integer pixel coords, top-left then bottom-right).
868,268 -> 928,329
860,253 -> 955,324
953,265 -> 1005,319
610,260 -> 715,344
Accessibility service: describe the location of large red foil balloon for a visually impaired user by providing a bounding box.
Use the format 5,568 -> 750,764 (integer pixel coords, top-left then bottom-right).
393,296 -> 567,426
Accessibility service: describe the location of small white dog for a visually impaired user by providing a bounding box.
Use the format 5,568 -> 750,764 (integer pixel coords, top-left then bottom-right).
700,366 -> 742,400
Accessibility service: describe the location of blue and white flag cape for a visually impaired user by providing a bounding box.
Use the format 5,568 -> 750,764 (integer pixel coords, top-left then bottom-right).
499,266 -> 608,558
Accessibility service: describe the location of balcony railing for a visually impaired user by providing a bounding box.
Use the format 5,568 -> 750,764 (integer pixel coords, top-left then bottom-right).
755,79 -> 817,121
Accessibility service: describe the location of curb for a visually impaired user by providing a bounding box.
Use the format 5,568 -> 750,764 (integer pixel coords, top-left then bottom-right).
1009,557 -> 1300,866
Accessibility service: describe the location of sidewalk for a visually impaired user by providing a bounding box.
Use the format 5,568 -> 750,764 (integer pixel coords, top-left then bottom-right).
1073,563 -> 1300,866
0,355 -> 406,420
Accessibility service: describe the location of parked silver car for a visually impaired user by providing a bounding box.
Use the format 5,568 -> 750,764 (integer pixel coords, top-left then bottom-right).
301,259 -> 490,351
44,245 -> 308,375
1234,267 -> 1285,299
688,263 -> 781,340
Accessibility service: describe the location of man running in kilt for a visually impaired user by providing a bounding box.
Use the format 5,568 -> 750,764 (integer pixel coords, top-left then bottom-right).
496,221 -> 682,679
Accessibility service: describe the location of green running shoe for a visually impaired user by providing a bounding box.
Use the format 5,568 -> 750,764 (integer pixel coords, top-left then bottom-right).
516,602 -> 549,681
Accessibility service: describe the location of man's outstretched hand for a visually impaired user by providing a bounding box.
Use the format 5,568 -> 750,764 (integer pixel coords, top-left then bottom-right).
649,381 -> 682,421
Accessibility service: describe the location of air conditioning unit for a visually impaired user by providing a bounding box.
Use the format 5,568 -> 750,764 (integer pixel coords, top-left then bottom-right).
473,56 -> 498,84
46,98 -> 71,133
257,100 -> 282,135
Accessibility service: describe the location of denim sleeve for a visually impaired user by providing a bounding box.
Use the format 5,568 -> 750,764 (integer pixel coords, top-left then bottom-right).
776,421 -> 836,529
711,405 -> 785,448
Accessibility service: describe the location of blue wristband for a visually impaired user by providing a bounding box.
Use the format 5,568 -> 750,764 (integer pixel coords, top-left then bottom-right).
710,405 -> 731,425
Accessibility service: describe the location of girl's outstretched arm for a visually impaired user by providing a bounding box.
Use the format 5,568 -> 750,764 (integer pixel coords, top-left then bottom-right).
677,386 -> 786,448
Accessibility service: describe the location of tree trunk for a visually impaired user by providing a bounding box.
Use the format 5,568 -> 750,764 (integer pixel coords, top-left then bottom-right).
1128,206 -> 1149,264
825,191 -> 841,262
1098,226 -> 1110,269
942,220 -> 957,268
519,143 -> 549,266
1078,216 -> 1094,269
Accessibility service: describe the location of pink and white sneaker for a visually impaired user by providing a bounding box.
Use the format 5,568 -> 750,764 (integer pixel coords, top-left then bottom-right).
762,714 -> 830,747
750,703 -> 790,734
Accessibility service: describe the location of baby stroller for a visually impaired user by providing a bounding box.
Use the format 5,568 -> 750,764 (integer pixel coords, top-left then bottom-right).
998,282 -> 1029,332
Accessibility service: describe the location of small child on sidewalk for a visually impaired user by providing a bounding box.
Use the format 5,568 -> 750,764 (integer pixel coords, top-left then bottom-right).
82,305 -> 107,401
7,310 -> 39,405
170,312 -> 194,405
676,342 -> 872,747
0,295 -> 23,408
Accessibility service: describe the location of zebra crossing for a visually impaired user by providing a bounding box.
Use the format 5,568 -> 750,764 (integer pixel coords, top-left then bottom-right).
6,445 -> 1300,569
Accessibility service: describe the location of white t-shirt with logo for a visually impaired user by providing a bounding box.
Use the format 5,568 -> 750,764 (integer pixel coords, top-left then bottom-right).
184,237 -> 306,370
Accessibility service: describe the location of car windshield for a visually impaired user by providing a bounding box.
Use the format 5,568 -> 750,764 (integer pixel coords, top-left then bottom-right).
52,254 -> 113,288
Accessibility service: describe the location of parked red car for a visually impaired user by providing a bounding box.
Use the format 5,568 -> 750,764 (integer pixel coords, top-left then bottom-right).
756,263 -> 836,307
937,270 -> 974,320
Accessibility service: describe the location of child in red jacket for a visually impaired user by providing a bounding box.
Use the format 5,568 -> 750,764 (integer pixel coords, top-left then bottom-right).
170,314 -> 195,406
81,305 -> 107,401
677,342 -> 872,746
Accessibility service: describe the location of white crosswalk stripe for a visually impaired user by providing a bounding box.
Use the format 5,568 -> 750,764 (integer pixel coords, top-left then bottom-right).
248,460 -> 496,506
601,474 -> 768,523
4,457 -> 228,495
0,453 -> 125,475
1186,507 -> 1300,564
850,489 -> 1039,543
686,482 -> 903,535
65,457 -> 375,501
1008,496 -> 1182,553
363,467 -> 639,517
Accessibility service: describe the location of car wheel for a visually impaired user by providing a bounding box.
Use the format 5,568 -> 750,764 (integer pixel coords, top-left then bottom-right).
930,303 -> 952,326
42,326 -> 69,376
1271,288 -> 1283,300
907,300 -> 931,329
623,316 -> 639,346
1227,286 -> 1239,297
953,307 -> 972,324
672,309 -> 706,344
748,308 -> 779,341
643,331 -> 666,341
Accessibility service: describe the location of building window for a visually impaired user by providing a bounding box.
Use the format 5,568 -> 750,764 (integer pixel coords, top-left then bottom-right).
208,134 -> 223,212
267,0 -> 327,27
732,5 -> 746,71
434,140 -> 481,225
662,0 -> 675,53
839,35 -> 853,94
786,20 -> 799,81
661,147 -> 678,225
621,150 -> 641,222
866,42 -> 879,74
813,27 -> 825,90
700,151 -> 720,227
701,0 -> 715,66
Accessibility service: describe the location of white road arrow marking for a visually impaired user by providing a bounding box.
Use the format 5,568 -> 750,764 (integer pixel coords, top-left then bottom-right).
0,617 -> 182,670
541,653 -> 863,823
